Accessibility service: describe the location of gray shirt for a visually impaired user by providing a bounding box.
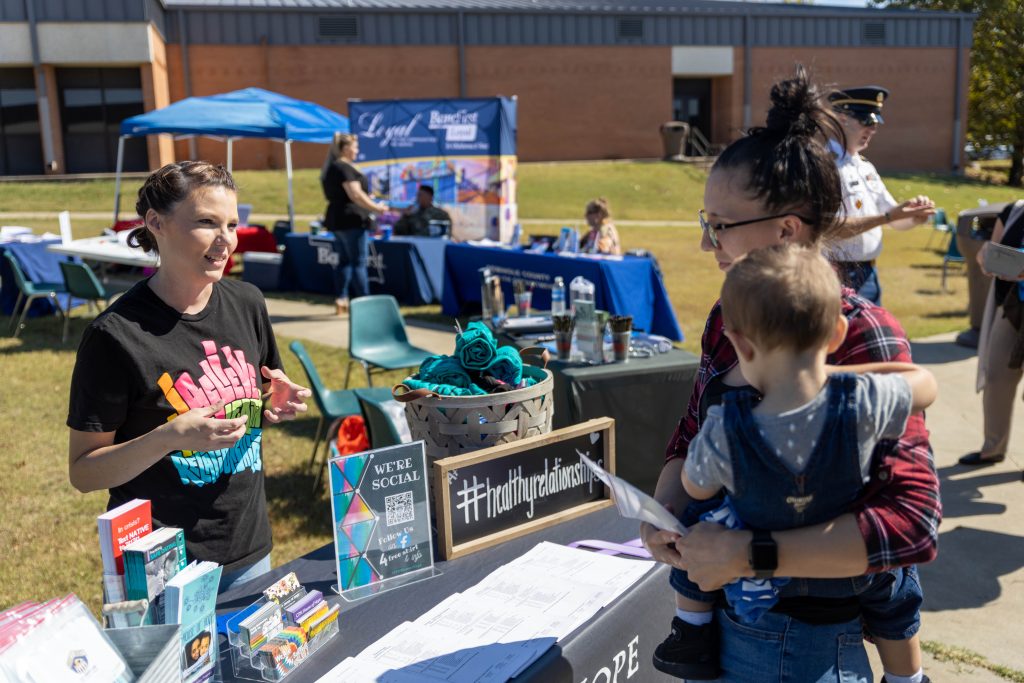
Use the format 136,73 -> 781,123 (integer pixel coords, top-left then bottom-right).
685,373 -> 912,493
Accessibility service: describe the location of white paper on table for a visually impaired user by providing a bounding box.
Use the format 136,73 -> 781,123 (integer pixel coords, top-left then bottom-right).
326,543 -> 654,683
351,619 -> 542,683
577,452 -> 688,536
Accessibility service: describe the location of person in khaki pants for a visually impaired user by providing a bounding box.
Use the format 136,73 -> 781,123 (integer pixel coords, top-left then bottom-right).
964,199 -> 1024,467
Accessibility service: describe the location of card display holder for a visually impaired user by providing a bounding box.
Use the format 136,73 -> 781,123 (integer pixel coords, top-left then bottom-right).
224,593 -> 339,682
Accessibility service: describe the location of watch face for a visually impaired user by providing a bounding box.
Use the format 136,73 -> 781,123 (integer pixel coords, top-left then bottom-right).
750,537 -> 778,571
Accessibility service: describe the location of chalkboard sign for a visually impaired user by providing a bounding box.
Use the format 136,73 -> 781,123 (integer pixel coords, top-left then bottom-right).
433,418 -> 615,560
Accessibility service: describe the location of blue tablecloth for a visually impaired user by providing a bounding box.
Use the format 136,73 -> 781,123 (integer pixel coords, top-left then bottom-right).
441,244 -> 684,341
278,232 -> 446,306
0,239 -> 78,317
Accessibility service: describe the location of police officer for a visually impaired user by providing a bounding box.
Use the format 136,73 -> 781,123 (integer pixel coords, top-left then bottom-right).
827,86 -> 936,305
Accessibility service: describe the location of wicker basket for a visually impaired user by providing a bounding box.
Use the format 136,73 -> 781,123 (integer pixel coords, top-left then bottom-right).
394,352 -> 554,459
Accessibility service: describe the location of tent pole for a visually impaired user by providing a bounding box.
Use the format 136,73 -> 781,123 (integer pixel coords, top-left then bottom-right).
112,135 -> 126,226
227,138 -> 233,173
285,140 -> 295,228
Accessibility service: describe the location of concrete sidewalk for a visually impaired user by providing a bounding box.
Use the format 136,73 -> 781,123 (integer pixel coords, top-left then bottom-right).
265,299 -> 1024,680
901,333 -> 1024,681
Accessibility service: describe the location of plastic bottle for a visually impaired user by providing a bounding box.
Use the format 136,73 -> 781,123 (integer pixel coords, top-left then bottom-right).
569,276 -> 595,316
551,276 -> 566,316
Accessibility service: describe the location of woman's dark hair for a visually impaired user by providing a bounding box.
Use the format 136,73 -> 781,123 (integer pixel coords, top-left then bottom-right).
712,65 -> 846,244
129,161 -> 237,253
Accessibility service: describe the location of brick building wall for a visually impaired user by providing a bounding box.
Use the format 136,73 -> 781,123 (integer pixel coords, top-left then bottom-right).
731,47 -> 969,171
161,42 -> 965,172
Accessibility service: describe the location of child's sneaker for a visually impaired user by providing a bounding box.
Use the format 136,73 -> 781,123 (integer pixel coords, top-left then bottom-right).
651,617 -> 721,680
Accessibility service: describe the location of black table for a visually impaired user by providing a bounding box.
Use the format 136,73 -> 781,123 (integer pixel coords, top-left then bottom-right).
502,336 -> 699,494
278,232 -> 446,305
217,507 -> 677,682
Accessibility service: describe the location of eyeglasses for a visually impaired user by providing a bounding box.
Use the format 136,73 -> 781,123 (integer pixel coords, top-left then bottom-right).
698,209 -> 814,249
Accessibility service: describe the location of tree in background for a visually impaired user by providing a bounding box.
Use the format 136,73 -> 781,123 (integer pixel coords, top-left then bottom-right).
872,0 -> 1023,186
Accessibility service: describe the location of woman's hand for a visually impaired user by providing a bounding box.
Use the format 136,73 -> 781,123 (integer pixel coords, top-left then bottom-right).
261,366 -> 312,423
162,401 -> 249,451
674,521 -> 753,591
976,241 -> 1024,281
640,522 -> 684,568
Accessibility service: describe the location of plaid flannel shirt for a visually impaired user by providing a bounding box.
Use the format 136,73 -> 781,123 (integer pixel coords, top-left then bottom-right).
665,290 -> 941,571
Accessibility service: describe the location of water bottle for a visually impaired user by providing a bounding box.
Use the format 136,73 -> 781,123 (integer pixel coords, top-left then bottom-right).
551,276 -> 566,316
569,276 -> 595,316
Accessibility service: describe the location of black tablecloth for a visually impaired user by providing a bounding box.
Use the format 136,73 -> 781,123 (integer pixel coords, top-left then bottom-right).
502,338 -> 698,494
216,507 -> 676,682
279,232 -> 446,305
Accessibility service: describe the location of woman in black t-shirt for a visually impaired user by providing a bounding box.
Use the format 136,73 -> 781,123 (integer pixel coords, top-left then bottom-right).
961,199 -> 1024,466
320,133 -> 389,316
67,161 -> 312,592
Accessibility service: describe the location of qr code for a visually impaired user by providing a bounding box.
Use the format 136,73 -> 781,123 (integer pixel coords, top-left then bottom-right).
384,491 -> 415,526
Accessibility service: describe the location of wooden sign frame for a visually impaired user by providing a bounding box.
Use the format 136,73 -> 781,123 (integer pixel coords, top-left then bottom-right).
433,417 -> 615,560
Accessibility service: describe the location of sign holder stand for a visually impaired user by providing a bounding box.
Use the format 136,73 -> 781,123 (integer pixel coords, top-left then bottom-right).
327,441 -> 441,603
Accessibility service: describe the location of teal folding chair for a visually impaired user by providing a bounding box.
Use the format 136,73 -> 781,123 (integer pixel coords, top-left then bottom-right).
941,230 -> 966,292
289,340 -> 396,491
345,295 -> 433,388
355,388 -> 406,449
289,340 -> 362,477
59,261 -> 123,343
926,207 -> 954,249
4,250 -> 65,339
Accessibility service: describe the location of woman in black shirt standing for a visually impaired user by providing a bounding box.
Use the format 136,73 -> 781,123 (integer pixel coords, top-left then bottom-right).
320,133 -> 389,316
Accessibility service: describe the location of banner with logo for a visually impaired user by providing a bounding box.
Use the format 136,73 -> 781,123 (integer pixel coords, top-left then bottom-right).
348,97 -> 518,242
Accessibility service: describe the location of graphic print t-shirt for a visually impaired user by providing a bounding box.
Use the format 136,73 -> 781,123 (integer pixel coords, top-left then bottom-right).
67,278 -> 281,571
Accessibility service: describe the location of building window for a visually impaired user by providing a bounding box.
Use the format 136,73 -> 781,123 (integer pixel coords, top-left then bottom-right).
0,69 -> 43,176
57,68 -> 147,174
617,17 -> 645,41
318,16 -> 359,41
862,21 -> 887,45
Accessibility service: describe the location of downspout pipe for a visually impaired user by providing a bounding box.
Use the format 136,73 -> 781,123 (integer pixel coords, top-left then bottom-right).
25,0 -> 56,172
951,15 -> 967,173
178,9 -> 197,160
457,11 -> 467,98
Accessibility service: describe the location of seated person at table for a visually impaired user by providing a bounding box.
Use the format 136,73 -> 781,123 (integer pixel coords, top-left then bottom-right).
661,245 -> 935,683
581,198 -> 622,255
394,185 -> 452,237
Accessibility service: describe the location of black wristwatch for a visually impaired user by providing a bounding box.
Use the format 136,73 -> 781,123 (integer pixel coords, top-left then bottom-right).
748,529 -> 777,580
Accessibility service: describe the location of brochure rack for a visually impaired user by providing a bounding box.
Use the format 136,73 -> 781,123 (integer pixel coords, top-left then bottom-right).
225,595 -> 339,682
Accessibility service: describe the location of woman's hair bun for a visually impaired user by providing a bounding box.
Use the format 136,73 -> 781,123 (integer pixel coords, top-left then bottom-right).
764,65 -> 824,138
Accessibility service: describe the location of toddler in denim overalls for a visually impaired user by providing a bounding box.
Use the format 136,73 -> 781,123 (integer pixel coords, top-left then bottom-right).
653,245 -> 936,683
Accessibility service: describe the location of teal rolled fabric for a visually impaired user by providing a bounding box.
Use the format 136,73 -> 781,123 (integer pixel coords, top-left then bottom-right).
455,321 -> 497,370
483,346 -> 523,386
403,377 -> 487,396
418,354 -> 475,389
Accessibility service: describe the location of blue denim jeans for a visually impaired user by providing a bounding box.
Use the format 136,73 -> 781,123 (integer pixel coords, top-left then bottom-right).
218,554 -> 272,594
332,228 -> 370,300
714,606 -> 871,682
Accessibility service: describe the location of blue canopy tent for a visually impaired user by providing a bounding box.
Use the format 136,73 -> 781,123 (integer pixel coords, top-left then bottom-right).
116,87 -> 349,227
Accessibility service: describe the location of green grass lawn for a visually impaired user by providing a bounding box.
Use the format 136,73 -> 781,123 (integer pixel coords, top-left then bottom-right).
2,161 -> 1021,223
0,160 -> 997,613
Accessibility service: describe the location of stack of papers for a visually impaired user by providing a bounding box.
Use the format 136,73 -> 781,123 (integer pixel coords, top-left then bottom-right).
321,542 -> 653,682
